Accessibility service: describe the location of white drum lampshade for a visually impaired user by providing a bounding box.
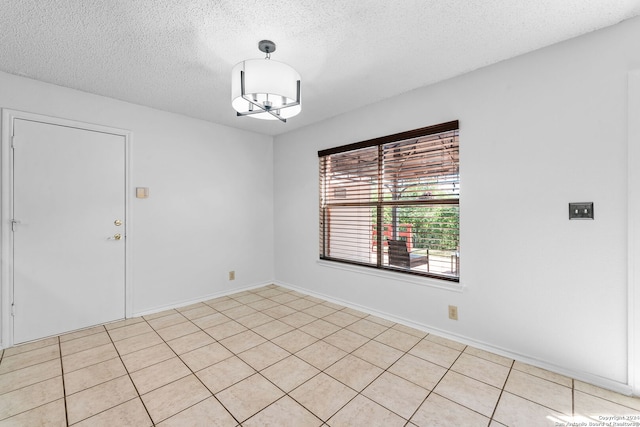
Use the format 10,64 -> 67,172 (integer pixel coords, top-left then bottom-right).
231,40 -> 301,122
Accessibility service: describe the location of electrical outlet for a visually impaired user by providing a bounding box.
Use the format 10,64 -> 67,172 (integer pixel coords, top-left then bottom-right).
228,271 -> 235,281
448,305 -> 458,320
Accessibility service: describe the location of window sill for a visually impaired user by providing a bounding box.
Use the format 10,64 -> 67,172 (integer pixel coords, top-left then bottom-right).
317,259 -> 465,293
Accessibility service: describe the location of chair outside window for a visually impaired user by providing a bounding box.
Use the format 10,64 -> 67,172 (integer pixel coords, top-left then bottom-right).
388,240 -> 429,270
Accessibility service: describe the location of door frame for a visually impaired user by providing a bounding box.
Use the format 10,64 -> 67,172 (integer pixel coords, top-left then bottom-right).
629,71 -> 640,396
1,109 -> 133,349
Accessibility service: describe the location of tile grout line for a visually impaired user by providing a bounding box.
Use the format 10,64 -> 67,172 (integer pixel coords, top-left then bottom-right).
147,304 -> 243,425
222,292 -> 327,424
248,291 -> 481,425
61,326 -> 142,425
252,298 -> 421,424
410,343 -> 477,424
106,321 -> 156,426
251,292 -> 343,424
337,326 -> 500,425
217,290 -> 341,423
326,307 -> 583,424
57,335 -> 70,427
500,365 -> 587,418
0,354 -> 68,422
487,358 -> 515,426
60,340 -> 140,424
7,285 -> 637,425
7,296 -> 448,424
572,378 -> 575,421
331,332 -> 423,425
284,319 -> 386,423
226,288 -> 335,424
402,339 -> 468,425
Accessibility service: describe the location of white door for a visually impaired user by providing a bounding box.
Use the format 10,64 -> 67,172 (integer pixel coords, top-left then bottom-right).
12,118 -> 126,344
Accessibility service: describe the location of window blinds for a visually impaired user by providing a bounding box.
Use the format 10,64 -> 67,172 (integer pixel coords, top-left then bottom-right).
319,121 -> 460,281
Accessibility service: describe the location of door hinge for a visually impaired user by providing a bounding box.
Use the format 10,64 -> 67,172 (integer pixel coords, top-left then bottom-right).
11,219 -> 20,232
11,303 -> 15,317
11,135 -> 16,149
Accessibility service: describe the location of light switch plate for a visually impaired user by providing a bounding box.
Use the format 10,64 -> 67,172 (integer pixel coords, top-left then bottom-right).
569,202 -> 594,220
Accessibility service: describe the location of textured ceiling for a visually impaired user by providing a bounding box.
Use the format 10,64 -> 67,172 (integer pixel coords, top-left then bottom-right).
1,1 -> 640,136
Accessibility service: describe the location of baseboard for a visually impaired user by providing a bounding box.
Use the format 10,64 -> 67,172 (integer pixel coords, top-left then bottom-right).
274,280 -> 634,396
0,281 -> 277,351
132,280 -> 274,318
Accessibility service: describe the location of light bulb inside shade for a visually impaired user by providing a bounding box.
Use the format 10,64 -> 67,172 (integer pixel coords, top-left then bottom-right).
232,59 -> 301,120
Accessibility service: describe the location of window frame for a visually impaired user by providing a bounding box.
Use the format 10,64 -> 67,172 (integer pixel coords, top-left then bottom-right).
318,120 -> 460,283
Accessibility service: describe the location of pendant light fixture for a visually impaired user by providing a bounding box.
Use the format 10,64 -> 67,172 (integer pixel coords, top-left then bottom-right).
231,40 -> 301,123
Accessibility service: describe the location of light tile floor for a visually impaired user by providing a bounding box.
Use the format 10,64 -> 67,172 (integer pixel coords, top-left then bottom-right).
1,284 -> 639,426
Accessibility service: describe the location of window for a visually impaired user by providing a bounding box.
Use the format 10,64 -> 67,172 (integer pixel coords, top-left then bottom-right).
318,121 -> 460,282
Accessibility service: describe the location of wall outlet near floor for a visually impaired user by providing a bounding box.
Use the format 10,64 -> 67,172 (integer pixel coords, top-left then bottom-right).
228,271 -> 235,281
448,305 -> 458,320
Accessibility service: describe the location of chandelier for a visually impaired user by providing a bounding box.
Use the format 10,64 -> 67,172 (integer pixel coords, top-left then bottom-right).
231,40 -> 301,122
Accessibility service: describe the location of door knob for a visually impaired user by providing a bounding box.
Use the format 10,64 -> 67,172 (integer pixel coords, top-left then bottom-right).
108,233 -> 122,241
114,219 -> 122,226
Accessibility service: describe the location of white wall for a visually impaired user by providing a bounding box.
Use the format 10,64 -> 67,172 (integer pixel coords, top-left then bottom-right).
0,72 -> 274,322
274,16 -> 640,391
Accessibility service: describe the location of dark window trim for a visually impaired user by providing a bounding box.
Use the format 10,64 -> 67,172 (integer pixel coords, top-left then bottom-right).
318,120 -> 459,157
